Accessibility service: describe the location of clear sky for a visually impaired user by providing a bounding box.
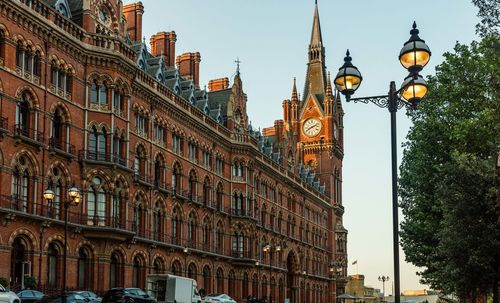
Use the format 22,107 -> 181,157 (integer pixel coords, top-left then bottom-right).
124,0 -> 481,292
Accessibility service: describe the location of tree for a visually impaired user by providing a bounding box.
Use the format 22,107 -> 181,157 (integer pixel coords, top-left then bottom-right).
472,0 -> 500,36
399,33 -> 500,301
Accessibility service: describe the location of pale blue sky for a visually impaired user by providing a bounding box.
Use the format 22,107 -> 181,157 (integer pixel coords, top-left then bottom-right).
125,0 -> 481,291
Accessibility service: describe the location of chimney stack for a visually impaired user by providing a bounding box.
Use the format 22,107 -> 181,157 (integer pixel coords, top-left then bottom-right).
150,31 -> 177,67
176,52 -> 201,88
123,2 -> 145,42
208,78 -> 230,92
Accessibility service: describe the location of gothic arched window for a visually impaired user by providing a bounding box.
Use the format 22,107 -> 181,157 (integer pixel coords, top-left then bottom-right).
87,177 -> 106,225
77,247 -> 91,289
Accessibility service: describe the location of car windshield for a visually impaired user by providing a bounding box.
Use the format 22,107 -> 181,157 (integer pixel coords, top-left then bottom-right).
33,291 -> 44,298
136,289 -> 147,296
18,291 -> 34,298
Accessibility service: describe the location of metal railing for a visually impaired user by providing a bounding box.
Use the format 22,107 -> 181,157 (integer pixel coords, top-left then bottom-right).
14,124 -> 45,144
49,137 -> 75,155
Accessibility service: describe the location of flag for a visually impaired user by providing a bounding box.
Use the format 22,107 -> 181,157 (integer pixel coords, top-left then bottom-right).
352,260 -> 358,265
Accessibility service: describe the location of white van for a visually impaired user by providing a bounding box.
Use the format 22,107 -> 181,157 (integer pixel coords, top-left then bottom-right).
146,274 -> 201,303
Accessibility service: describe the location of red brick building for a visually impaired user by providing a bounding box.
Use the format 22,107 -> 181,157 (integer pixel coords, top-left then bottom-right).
0,1 -> 348,302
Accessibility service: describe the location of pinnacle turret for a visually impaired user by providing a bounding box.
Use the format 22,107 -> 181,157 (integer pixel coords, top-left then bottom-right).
291,77 -> 298,102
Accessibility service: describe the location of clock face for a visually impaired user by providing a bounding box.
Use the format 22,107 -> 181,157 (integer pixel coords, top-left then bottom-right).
302,118 -> 322,137
98,8 -> 110,25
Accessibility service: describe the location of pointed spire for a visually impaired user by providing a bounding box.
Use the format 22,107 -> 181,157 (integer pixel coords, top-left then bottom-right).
326,71 -> 333,99
291,77 -> 298,102
310,0 -> 323,46
304,1 -> 327,101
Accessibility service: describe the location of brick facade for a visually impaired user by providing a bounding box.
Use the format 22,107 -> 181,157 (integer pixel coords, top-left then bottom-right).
0,1 -> 347,303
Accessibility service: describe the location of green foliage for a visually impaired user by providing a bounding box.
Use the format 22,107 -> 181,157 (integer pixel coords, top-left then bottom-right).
0,277 -> 8,288
399,34 -> 500,300
24,276 -> 36,289
472,0 -> 500,36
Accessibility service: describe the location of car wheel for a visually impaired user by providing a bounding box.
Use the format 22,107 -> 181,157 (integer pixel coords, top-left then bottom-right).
126,299 -> 134,303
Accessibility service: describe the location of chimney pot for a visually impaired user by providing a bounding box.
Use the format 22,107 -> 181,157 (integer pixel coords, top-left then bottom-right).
208,77 -> 230,92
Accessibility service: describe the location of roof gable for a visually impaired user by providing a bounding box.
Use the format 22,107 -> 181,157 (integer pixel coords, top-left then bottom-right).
299,93 -> 325,119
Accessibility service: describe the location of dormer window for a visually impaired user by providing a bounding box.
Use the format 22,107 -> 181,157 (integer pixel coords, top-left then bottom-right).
138,60 -> 145,71
57,3 -> 70,18
54,0 -> 72,18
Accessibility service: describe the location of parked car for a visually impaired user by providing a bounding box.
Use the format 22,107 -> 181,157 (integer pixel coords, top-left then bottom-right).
203,294 -> 236,303
0,285 -> 20,303
39,293 -> 86,303
71,292 -> 101,303
16,290 -> 44,303
102,288 -> 156,303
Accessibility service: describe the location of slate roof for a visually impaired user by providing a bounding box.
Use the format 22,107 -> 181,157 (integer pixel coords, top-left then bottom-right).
165,68 -> 178,80
164,78 -> 178,91
67,0 -> 83,12
207,88 -> 232,116
181,89 -> 194,102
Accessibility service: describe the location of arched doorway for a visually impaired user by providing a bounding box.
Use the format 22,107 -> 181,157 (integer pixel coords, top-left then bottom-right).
10,237 -> 32,289
110,251 -> 124,288
286,251 -> 298,303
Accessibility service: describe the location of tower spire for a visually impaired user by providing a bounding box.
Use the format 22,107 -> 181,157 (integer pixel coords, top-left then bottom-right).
303,1 -> 327,102
310,0 -> 323,47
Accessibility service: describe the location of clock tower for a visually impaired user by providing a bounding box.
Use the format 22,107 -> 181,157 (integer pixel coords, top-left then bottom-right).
265,1 -> 344,204
297,1 -> 344,204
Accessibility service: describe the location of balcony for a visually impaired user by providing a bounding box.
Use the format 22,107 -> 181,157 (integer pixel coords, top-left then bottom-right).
48,138 -> 76,158
173,189 -> 189,200
79,150 -> 133,171
13,124 -> 45,147
0,196 -> 135,240
229,208 -> 255,220
133,173 -> 153,187
154,180 -> 172,194
188,194 -> 203,206
230,250 -> 256,265
170,235 -> 182,246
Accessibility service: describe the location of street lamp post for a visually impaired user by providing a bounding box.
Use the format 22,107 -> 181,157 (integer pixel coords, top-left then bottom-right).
43,184 -> 81,303
334,22 -> 431,303
378,276 -> 390,301
263,244 -> 281,303
183,247 -> 189,277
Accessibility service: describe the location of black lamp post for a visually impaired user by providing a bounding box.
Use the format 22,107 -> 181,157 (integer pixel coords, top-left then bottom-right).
183,247 -> 189,277
378,276 -> 390,301
334,22 -> 431,303
263,244 -> 281,303
43,184 -> 81,303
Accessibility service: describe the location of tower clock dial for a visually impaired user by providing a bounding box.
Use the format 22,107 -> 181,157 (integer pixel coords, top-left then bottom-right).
302,118 -> 322,137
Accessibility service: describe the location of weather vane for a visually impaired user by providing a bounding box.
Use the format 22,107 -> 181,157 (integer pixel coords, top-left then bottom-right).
235,57 -> 242,75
